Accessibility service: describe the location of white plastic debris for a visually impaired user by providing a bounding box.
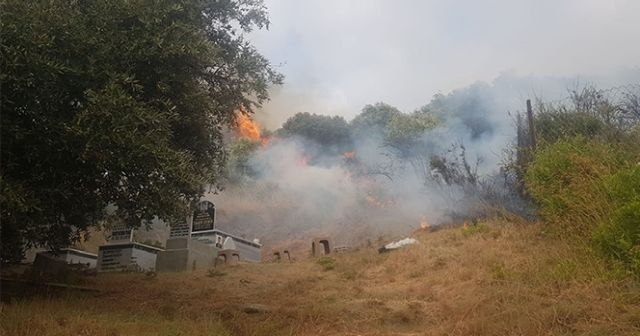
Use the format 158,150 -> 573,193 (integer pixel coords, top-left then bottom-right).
379,237 -> 418,253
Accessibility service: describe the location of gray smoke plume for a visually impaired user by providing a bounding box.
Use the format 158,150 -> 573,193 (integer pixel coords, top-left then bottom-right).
205,71 -> 640,254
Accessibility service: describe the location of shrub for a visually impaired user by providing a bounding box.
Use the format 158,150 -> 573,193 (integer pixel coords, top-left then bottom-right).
525,136 -> 628,236
316,257 -> 336,271
535,111 -> 607,144
461,222 -> 490,237
594,166 -> 640,276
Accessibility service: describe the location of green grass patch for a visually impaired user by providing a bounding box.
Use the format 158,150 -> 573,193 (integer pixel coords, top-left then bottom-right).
316,257 -> 336,271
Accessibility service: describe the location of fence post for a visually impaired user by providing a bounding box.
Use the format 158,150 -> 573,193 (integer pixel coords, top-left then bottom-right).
526,99 -> 536,151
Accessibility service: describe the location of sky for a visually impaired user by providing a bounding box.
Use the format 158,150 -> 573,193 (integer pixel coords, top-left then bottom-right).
248,0 -> 640,129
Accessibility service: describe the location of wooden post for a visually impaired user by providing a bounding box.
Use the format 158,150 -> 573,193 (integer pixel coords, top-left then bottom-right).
526,99 -> 536,151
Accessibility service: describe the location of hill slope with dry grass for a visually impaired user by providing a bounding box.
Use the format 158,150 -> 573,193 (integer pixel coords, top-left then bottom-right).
2,220 -> 639,336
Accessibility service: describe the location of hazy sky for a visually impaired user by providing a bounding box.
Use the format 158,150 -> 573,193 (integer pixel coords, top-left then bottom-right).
249,0 -> 640,129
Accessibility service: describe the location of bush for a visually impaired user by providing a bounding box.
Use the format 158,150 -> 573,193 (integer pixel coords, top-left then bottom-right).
525,136 -> 629,235
316,257 -> 336,271
594,166 -> 640,277
535,111 -> 607,144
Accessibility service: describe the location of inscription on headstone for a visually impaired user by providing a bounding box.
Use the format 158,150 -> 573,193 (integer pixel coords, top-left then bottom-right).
169,217 -> 191,238
192,201 -> 215,232
109,223 -> 133,243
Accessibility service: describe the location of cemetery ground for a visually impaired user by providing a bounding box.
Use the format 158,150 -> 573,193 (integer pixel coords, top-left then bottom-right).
2,220 -> 640,336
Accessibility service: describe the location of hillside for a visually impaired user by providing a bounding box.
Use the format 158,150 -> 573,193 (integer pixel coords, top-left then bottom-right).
2,220 -> 639,336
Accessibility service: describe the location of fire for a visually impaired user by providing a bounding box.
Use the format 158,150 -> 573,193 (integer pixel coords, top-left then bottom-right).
343,151 -> 356,159
260,136 -> 271,147
420,215 -> 430,230
234,111 -> 261,141
365,193 -> 395,208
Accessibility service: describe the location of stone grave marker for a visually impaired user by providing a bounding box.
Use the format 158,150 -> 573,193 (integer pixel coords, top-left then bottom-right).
169,217 -> 191,238
109,223 -> 133,243
192,201 -> 215,232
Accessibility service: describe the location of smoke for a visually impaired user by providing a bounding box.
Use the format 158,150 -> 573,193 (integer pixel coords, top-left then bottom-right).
251,0 -> 640,127
207,72 -> 640,253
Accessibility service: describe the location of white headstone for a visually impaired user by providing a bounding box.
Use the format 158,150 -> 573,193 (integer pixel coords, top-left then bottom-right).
222,237 -> 237,250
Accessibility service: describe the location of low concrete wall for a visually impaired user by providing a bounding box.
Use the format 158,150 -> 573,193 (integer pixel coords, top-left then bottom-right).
156,239 -> 217,272
63,249 -> 98,268
187,239 -> 217,270
156,249 -> 189,272
97,243 -> 161,272
190,230 -> 262,262
166,238 -> 189,249
97,245 -> 132,272
130,245 -> 159,271
234,240 -> 261,262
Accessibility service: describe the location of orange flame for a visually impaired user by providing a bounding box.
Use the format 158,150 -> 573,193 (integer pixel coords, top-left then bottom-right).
234,111 -> 261,141
420,215 -> 430,231
260,136 -> 270,146
343,151 -> 356,159
365,193 -> 395,208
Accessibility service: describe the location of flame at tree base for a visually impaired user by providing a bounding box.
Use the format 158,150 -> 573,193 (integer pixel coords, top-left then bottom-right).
234,110 -> 262,141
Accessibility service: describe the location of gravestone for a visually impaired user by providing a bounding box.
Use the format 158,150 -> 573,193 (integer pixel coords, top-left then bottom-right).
169,217 -> 191,239
109,223 -> 133,243
158,217 -> 192,271
157,201 -> 218,272
192,201 -> 215,232
98,224 -> 160,273
312,237 -> 332,257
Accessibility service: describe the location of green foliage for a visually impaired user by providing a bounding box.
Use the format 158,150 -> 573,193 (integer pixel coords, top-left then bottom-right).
534,85 -> 640,145
461,222 -> 490,237
535,111 -> 608,144
525,137 -> 629,235
316,256 -> 336,271
0,0 -> 281,258
350,102 -> 401,138
227,138 -> 261,181
278,112 -> 352,151
489,261 -> 514,281
384,112 -> 437,158
524,86 -> 640,276
593,166 -> 640,277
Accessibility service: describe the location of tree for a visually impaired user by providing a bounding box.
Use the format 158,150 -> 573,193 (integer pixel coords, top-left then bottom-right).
227,138 -> 261,181
350,102 -> 401,139
0,0 -> 282,261
277,112 -> 352,153
384,112 -> 438,158
383,111 -> 438,184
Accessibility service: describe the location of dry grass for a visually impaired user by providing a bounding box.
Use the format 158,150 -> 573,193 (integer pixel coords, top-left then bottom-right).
2,220 -> 640,335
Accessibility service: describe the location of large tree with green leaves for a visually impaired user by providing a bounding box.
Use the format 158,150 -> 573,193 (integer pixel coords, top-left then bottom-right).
0,0 -> 282,261
277,112 -> 352,152
350,102 -> 401,139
